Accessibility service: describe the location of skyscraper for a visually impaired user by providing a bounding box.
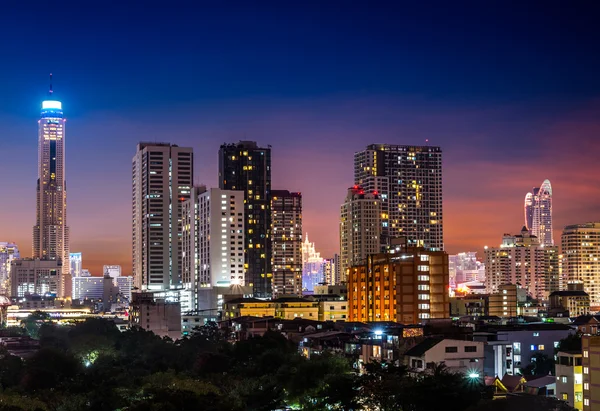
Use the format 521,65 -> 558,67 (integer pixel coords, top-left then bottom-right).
354,144 -> 443,251
271,190 -> 302,296
70,252 -> 82,278
33,84 -> 70,297
562,222 -> 600,309
302,234 -> 324,293
132,143 -> 193,291
524,179 -> 553,246
0,243 -> 19,294
340,186 -> 381,282
219,141 -> 272,298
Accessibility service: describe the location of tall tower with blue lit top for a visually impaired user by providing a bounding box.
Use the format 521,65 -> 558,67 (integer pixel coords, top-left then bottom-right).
32,76 -> 70,297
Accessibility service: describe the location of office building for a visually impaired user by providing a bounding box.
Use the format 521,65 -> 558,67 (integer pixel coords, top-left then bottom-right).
562,223 -> 600,310
582,335 -> 600,410
302,234 -> 324,293
181,186 -> 245,310
32,89 -> 70,297
10,259 -> 62,298
348,249 -> 450,323
0,243 -> 19,293
103,265 -> 122,279
485,227 -> 559,300
72,276 -> 104,301
271,190 -> 302,296
219,141 -> 272,298
524,179 -> 554,246
556,351 -> 584,410
354,144 -> 443,251
132,142 -> 193,291
70,252 -> 82,278
340,186 -> 381,282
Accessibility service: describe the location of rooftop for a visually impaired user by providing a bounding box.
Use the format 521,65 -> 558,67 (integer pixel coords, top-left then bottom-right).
404,337 -> 444,357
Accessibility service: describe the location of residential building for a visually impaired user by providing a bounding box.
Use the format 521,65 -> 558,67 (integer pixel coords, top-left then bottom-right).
340,186 -> 381,282
484,227 -> 559,300
574,315 -> 600,336
0,243 -> 19,293
33,94 -> 70,297
348,249 -> 450,323
271,190 -> 302,296
317,299 -> 348,321
314,284 -> 348,299
354,144 -> 443,251
562,223 -> 600,310
72,276 -> 104,301
550,282 -> 590,318
323,254 -> 341,285
222,297 -> 276,318
69,252 -> 82,278
10,259 -> 62,298
274,297 -> 319,320
556,351 -> 583,410
524,179 -> 554,246
488,284 -> 518,318
219,141 -> 272,298
450,252 -> 485,286
129,292 -> 182,339
132,142 -> 193,291
450,295 -> 488,317
404,338 -> 484,375
582,335 -> 600,410
181,186 -> 245,311
302,234 -> 324,293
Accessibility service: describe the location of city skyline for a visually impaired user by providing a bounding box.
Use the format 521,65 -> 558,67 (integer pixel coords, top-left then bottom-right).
1,3 -> 600,276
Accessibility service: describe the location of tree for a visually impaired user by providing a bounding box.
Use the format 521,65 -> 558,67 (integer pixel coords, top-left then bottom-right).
556,333 -> 582,353
21,311 -> 51,339
523,353 -> 554,376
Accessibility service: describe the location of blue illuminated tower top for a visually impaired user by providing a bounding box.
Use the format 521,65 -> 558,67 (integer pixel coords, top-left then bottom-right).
41,73 -> 63,119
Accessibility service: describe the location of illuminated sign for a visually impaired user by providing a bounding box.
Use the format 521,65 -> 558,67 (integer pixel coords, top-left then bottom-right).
42,101 -> 62,110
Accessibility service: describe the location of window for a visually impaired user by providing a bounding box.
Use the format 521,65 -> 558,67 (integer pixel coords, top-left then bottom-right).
561,376 -> 568,383
539,345 -> 545,350
584,383 -> 589,390
562,393 -> 568,401
554,341 -> 559,348
514,355 -> 521,362
465,346 -> 477,353
584,350 -> 589,358
444,346 -> 458,353
575,374 -> 582,384
585,399 -> 589,406
575,392 -> 583,402
533,332 -> 539,337
531,345 -> 537,351
584,367 -> 589,375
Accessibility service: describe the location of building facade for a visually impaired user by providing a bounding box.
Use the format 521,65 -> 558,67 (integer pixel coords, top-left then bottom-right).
582,335 -> 600,411
485,227 -> 559,300
524,179 -> 554,247
449,252 -> 485,286
219,141 -> 272,298
488,284 -> 518,318
181,186 -> 245,310
129,292 -> 182,339
302,234 -> 324,293
556,351 -> 583,410
550,282 -> 590,318
562,223 -> 600,310
354,144 -> 443,251
0,243 -> 19,293
69,252 -> 82,278
340,186 -> 381,282
132,143 -> 193,291
10,259 -> 62,298
33,97 -> 70,297
348,249 -> 450,323
404,338 -> 484,376
271,190 -> 302,296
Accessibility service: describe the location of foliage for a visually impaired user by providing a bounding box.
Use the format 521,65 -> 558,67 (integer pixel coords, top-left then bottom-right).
556,332 -> 582,353
522,353 -> 554,376
20,311 -> 51,340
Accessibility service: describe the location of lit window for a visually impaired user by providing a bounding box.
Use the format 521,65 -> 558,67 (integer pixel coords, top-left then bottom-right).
575,374 -> 582,384
533,332 -> 539,337
562,376 -> 568,383
539,345 -> 545,350
562,393 -> 568,400
585,399 -> 589,406
584,350 -> 589,358
584,383 -> 589,390
584,367 -> 589,375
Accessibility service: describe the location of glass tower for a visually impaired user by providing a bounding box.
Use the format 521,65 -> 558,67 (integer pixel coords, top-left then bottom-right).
524,179 -> 553,246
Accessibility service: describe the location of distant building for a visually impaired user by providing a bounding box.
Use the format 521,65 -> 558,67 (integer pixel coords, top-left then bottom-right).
550,282 -> 590,318
70,252 -> 82,278
223,297 -> 275,319
129,292 -> 181,339
582,335 -> 600,410
323,254 -> 341,285
524,179 -> 554,247
562,223 -> 600,310
103,265 -> 121,279
314,284 -> 348,299
271,190 -> 302,296
10,259 -> 62,298
72,276 -> 104,301
302,234 -> 324,293
450,295 -> 488,317
485,227 -> 559,300
488,284 -> 519,318
0,243 -> 19,293
340,186 -> 381,282
348,249 -> 450,323
449,252 -> 485,286
404,338 -> 484,375
555,351 -> 583,410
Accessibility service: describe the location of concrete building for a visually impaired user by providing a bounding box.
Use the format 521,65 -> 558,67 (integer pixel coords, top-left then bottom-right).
72,276 -> 104,301
316,298 -> 348,321
348,249 -> 450,323
181,186 -> 245,311
354,144 -> 443,251
404,338 -> 484,375
273,297 -> 319,320
219,141 -> 272,298
450,294 -> 488,317
69,252 -> 82,278
450,252 -> 485,286
103,265 -> 122,279
323,254 -> 341,285
550,282 -> 590,318
340,186 -> 381,282
129,292 -> 181,339
562,223 -> 600,310
302,234 -> 324,293
271,190 -> 302,296
582,335 -> 600,410
33,95 -> 70,297
485,227 -> 559,300
223,297 -> 275,318
314,284 -> 348,299
556,351 -> 583,410
488,284 -> 519,318
10,259 -> 62,298
0,243 -> 19,293
524,179 -> 554,247
132,142 -> 193,292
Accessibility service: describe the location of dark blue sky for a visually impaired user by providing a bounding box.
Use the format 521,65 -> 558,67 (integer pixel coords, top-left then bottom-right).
1,1 -> 600,273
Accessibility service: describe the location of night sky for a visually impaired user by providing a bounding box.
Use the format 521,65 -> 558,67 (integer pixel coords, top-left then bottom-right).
1,2 -> 600,275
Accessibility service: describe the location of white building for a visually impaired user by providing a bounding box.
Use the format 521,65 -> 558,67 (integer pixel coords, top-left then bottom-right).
524,179 -> 554,247
485,227 -> 559,300
70,252 -> 82,277
404,338 -> 484,376
449,252 -> 485,286
0,243 -> 19,293
340,186 -> 381,282
302,234 -> 324,293
72,276 -> 104,300
103,265 -> 122,279
182,186 -> 245,311
132,142 -> 193,292
10,259 -> 62,297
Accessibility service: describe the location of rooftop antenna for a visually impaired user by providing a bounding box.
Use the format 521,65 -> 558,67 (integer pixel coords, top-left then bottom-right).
49,73 -> 53,96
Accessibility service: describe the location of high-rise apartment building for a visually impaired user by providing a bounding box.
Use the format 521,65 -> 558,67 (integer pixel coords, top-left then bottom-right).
219,141 -> 272,298
484,227 -> 559,300
347,249 -> 450,323
524,179 -> 554,246
10,258 -> 62,298
562,222 -> 600,310
323,255 -> 341,285
302,234 -> 324,293
132,143 -> 193,291
0,243 -> 19,293
354,144 -> 443,251
449,252 -> 485,285
181,186 -> 245,310
33,92 -> 70,297
70,252 -> 82,278
340,186 -> 381,282
271,190 -> 302,296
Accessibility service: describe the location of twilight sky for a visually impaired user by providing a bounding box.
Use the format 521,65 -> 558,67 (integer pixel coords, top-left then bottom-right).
1,2 -> 600,275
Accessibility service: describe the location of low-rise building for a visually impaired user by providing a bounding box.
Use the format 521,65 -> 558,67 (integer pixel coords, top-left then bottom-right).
450,295 -> 488,317
582,335 -> 600,411
222,298 -> 275,319
404,338 -> 485,376
574,315 -> 600,335
488,284 -> 518,318
274,297 -> 319,320
550,282 -> 590,318
129,292 -> 181,340
556,351 -> 583,410
314,284 -> 348,299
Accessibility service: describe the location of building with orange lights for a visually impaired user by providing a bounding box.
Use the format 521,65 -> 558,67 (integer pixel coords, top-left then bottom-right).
348,249 -> 449,323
